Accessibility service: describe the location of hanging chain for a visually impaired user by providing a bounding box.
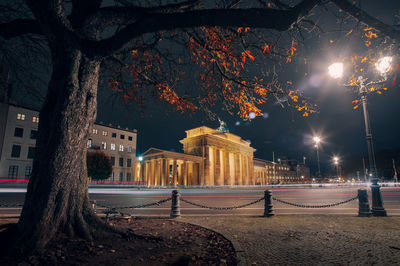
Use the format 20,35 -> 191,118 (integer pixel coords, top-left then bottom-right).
180,196 -> 265,210
272,196 -> 358,208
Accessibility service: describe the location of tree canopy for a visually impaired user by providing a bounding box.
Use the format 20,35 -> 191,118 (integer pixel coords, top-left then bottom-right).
87,151 -> 113,181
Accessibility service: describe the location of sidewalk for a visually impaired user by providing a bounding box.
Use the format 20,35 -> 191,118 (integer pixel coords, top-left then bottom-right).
181,215 -> 400,265
2,214 -> 400,265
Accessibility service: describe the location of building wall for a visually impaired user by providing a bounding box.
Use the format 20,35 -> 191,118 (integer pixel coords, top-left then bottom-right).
0,104 -> 39,178
88,123 -> 137,182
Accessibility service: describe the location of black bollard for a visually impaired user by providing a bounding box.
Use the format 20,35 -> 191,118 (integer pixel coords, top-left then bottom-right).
91,200 -> 97,214
370,179 -> 387,217
357,189 -> 371,217
263,190 -> 274,217
170,190 -> 181,218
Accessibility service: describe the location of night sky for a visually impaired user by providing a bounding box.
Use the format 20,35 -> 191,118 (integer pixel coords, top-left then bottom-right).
10,0 -> 400,174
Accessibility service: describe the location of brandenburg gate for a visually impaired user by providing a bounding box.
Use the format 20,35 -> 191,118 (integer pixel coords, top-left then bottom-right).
137,126 -> 255,186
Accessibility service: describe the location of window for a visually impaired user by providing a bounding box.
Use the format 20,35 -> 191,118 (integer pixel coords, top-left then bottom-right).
110,156 -> 115,166
127,158 -> 132,167
87,139 -> 92,148
17,113 -> 25,120
11,145 -> 21,158
30,130 -> 38,139
102,131 -> 108,136
14,127 -> 23,137
120,134 -> 125,139
27,147 -> 36,159
32,116 -> 39,123
126,173 -> 132,182
101,141 -> 107,150
8,166 -> 18,178
128,136 -> 133,141
119,172 -> 123,181
127,146 -> 132,153
25,166 -> 32,178
119,145 -> 124,152
92,129 -> 98,134
112,132 -> 117,138
119,157 -> 124,167
111,143 -> 116,150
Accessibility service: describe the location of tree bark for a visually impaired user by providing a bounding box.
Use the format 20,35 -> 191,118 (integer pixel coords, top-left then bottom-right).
16,46 -> 104,252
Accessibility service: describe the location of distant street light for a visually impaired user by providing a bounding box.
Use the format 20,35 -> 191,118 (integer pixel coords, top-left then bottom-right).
333,156 -> 339,179
313,136 -> 321,178
328,56 -> 393,181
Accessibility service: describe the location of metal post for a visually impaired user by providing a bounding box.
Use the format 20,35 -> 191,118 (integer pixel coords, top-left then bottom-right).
91,200 -> 97,214
263,190 -> 274,217
357,189 -> 371,217
316,144 -> 321,178
370,179 -> 387,216
170,190 -> 181,218
359,78 -> 378,180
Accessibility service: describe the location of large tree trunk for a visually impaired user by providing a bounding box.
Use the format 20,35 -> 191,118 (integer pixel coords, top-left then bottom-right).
16,47 -> 106,252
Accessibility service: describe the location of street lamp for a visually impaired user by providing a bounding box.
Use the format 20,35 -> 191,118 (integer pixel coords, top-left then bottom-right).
333,156 -> 339,179
328,56 -> 393,181
313,136 -> 321,178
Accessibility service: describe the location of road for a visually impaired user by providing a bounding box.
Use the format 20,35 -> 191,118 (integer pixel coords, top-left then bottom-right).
1,185 -> 400,217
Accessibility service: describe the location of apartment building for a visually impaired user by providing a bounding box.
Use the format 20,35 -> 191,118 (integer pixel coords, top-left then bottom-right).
0,102 -> 137,182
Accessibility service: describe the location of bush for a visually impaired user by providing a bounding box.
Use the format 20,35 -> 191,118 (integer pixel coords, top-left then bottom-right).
87,151 -> 113,180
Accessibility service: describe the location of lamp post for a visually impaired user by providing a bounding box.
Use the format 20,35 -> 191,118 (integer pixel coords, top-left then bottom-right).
333,156 -> 339,179
328,56 -> 392,180
329,56 -> 392,216
313,136 -> 321,178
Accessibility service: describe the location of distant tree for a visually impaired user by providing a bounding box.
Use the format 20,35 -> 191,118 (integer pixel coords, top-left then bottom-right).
87,151 -> 113,181
0,0 -> 399,253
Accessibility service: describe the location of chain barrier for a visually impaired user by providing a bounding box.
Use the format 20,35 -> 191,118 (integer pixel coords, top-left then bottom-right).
272,196 -> 358,208
0,202 -> 23,208
180,196 -> 265,210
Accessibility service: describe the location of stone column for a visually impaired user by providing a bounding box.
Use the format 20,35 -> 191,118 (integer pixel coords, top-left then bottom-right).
164,159 -> 170,186
223,150 -> 229,185
238,154 -> 243,185
208,146 -> 215,186
193,162 -> 199,185
181,161 -> 187,186
172,160 -> 177,186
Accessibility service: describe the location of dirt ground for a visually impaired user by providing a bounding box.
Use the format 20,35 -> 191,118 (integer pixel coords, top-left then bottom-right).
0,217 -> 237,266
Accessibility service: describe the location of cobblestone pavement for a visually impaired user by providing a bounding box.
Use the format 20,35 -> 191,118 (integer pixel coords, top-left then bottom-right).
182,215 -> 400,266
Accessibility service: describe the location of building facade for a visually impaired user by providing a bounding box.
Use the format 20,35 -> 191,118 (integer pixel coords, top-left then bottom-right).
0,102 -> 137,181
137,126 -> 307,186
88,122 -> 137,182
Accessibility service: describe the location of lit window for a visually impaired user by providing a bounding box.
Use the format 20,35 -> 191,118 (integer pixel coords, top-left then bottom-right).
87,139 -> 92,148
102,131 -> 108,136
119,145 -> 124,152
111,143 -> 116,150
32,116 -> 39,123
102,141 -> 107,150
127,146 -> 132,153
92,129 -> 98,134
17,113 -> 25,120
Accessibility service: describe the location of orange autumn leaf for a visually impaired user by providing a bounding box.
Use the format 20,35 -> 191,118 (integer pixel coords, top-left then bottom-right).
353,105 -> 359,110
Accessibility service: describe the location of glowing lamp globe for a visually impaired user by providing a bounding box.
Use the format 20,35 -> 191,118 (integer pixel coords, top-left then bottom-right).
375,56 -> 392,75
328,63 -> 343,79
